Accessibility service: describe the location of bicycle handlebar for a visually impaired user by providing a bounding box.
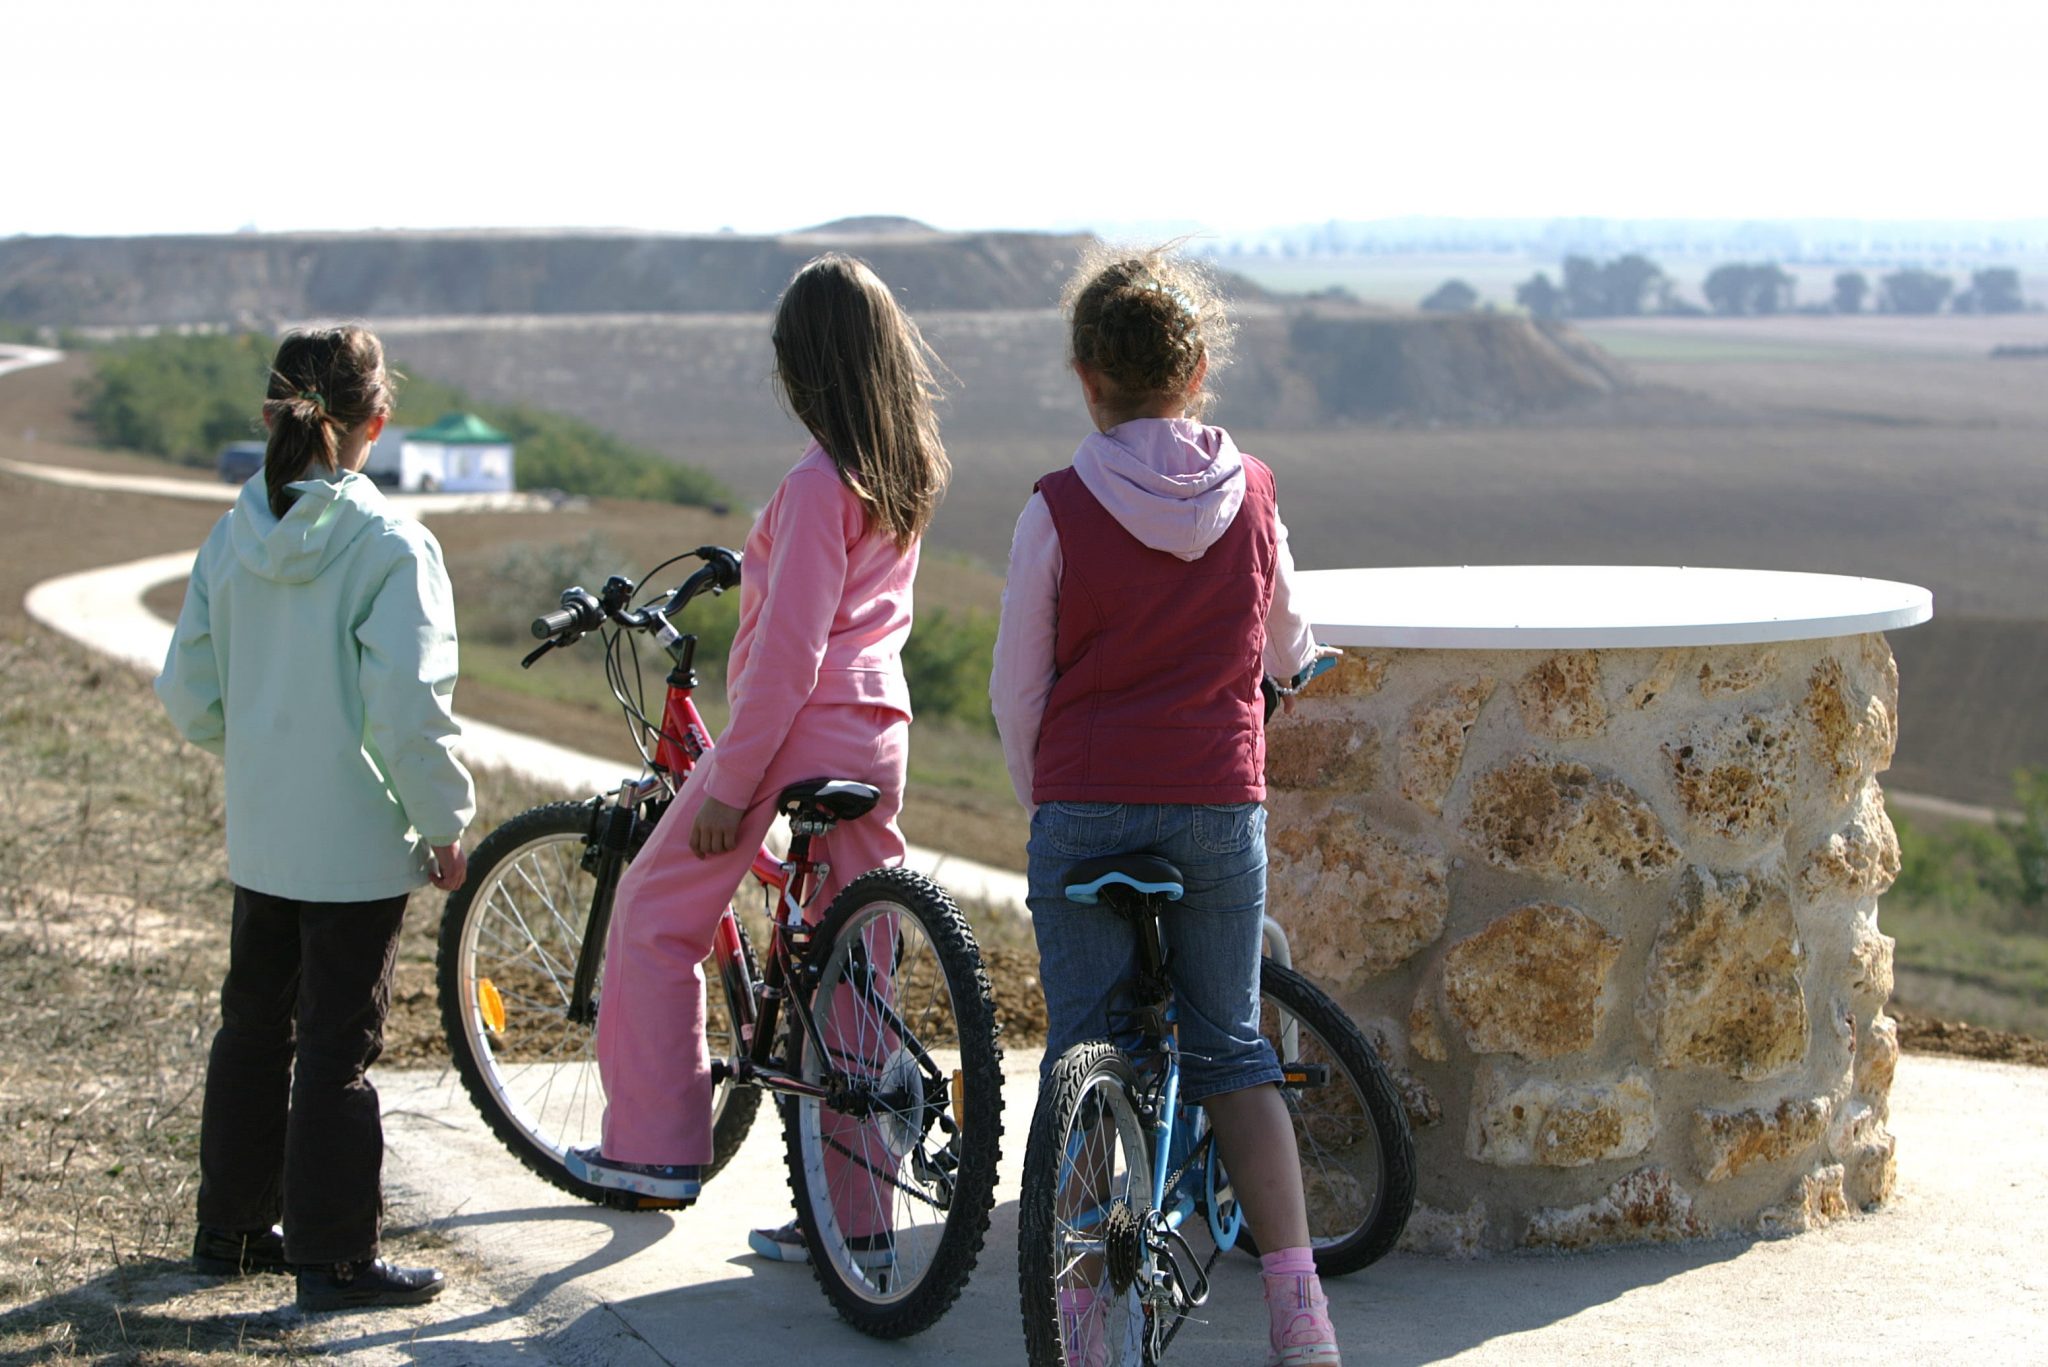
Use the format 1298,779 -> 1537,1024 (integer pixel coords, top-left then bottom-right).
528,545 -> 741,643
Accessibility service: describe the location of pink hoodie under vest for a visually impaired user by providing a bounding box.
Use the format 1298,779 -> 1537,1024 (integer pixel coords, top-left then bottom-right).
989,419 -> 1316,812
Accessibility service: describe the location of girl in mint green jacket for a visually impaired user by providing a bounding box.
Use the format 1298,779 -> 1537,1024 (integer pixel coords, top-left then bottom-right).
156,326 -> 474,1312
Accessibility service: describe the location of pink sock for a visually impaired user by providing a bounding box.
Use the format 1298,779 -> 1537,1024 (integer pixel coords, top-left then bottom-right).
1261,1247 -> 1337,1358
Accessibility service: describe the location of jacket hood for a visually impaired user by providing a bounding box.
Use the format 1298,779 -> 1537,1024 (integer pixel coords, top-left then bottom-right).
229,471 -> 388,584
1072,418 -> 1244,561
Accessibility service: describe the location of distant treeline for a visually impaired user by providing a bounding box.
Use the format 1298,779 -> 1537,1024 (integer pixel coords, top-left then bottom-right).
76,331 -> 731,508
1416,258 -> 2032,319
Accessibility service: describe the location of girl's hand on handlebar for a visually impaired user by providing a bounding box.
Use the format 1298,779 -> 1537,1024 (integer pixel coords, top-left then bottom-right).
1281,645 -> 1345,716
691,795 -> 744,859
428,842 -> 468,891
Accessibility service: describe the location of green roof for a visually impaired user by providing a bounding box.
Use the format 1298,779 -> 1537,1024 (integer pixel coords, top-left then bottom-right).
409,412 -> 511,445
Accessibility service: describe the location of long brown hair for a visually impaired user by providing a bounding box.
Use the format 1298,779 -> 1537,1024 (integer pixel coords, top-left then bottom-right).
1064,243 -> 1234,420
261,326 -> 394,518
772,255 -> 949,548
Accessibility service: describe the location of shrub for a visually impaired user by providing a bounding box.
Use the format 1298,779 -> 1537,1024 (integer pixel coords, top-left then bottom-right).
903,608 -> 998,732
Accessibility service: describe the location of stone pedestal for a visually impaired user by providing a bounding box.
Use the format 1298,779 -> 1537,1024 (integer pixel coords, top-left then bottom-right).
1272,567 -> 1928,1253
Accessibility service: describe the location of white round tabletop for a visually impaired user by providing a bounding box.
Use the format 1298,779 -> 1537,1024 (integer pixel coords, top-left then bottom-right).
1291,565 -> 1933,650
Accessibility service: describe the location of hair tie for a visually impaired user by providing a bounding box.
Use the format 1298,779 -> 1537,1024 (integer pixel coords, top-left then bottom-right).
299,389 -> 326,412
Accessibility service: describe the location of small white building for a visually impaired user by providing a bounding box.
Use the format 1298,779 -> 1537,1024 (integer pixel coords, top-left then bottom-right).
364,413 -> 516,493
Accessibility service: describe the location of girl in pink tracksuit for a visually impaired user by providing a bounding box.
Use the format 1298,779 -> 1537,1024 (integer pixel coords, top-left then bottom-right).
573,257 -> 950,1250
991,247 -> 1339,1367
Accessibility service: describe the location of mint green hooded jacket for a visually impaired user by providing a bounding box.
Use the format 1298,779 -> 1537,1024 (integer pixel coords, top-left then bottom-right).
156,472 -> 477,902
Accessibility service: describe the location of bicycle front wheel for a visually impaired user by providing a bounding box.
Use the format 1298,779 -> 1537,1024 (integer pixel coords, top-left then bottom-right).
1018,1042 -> 1155,1367
1242,959 -> 1416,1275
436,800 -> 761,1204
783,867 -> 1003,1338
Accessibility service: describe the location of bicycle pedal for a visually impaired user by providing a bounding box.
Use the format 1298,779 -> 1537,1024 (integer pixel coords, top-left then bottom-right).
1282,1063 -> 1332,1089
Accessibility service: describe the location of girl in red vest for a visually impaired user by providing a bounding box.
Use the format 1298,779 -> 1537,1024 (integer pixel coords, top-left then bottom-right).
992,248 -> 1337,1367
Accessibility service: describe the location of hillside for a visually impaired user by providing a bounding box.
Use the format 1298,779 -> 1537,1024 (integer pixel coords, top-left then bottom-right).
0,226 -> 1097,325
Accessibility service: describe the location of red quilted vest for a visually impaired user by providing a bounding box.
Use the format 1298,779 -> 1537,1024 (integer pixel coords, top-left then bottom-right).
1031,455 -> 1278,805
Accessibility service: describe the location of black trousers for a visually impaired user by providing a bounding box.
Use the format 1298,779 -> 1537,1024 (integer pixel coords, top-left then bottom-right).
195,884 -> 407,1266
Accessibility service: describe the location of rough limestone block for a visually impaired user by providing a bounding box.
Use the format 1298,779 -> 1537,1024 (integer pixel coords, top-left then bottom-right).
1665,707 -> 1801,841
1623,650 -> 1683,711
1398,676 -> 1496,814
1805,657 -> 1897,798
1468,1063 -> 1657,1167
1756,1164 -> 1849,1237
1269,816 -> 1449,987
1409,984 -> 1449,1063
1831,1099 -> 1898,1207
1398,1200 -> 1489,1258
1638,866 -> 1808,1080
1696,648 -> 1778,697
1266,717 -> 1379,791
1856,1013 -> 1900,1100
1798,780 -> 1901,901
1691,1094 -> 1832,1182
1523,1167 -> 1709,1250
1515,652 -> 1608,739
1323,650 -> 1391,697
1443,903 -> 1623,1059
1847,913 -> 1896,1005
1462,757 -> 1679,885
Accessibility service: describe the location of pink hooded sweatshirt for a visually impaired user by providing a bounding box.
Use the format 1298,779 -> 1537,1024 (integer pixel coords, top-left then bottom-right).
989,418 -> 1317,812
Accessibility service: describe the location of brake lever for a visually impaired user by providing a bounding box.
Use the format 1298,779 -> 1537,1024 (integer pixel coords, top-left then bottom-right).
520,639 -> 559,669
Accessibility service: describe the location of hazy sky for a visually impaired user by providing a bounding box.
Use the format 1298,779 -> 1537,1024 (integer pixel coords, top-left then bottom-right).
10,0 -> 2041,238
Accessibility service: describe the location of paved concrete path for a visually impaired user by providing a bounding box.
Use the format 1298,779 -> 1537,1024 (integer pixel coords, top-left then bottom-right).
326,1050 -> 2048,1365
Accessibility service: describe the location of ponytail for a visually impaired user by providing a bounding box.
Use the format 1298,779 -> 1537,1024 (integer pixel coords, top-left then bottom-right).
260,326 -> 393,518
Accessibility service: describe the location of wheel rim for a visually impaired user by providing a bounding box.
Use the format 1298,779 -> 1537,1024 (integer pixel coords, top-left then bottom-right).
1050,1070 -> 1150,1366
793,898 -> 971,1305
456,827 -> 739,1165
1260,996 -> 1387,1249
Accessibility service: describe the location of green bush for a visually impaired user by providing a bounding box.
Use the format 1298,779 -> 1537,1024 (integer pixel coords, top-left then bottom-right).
903,608 -> 998,733
1892,766 -> 2048,933
79,332 -> 271,465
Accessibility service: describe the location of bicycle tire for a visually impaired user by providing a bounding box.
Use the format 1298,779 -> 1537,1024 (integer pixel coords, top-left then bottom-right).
1236,958 -> 1416,1275
1018,1041 -> 1157,1367
782,867 -> 1003,1338
436,800 -> 761,1205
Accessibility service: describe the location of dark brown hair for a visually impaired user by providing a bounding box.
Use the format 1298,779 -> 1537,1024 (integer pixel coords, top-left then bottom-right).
261,325 -> 394,518
1064,243 -> 1234,420
772,255 -> 950,549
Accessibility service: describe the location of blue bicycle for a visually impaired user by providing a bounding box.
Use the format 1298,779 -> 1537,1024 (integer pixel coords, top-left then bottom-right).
1017,855 -> 1416,1366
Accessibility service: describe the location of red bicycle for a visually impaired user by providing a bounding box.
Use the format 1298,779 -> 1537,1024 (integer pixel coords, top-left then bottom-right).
435,545 -> 1003,1338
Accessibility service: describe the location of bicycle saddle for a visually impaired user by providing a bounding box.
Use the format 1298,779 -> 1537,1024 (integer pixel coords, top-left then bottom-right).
1063,855 -> 1185,906
777,778 -> 881,824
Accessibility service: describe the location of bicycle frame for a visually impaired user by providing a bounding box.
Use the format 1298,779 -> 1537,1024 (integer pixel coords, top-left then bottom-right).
566,626 -> 875,1112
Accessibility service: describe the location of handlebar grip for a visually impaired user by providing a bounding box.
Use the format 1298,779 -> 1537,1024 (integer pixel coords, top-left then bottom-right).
531,606 -> 581,639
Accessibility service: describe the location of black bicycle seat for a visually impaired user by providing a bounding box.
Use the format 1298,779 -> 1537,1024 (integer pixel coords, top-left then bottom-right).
1063,855 -> 1185,906
777,778 -> 881,825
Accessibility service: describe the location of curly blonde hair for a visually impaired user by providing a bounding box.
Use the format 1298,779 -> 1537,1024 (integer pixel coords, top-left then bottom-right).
1063,243 -> 1235,419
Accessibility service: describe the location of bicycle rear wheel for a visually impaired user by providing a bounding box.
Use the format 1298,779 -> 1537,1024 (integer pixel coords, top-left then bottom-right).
782,867 -> 1003,1338
436,801 -> 761,1204
1018,1042 -> 1154,1367
1240,958 -> 1416,1275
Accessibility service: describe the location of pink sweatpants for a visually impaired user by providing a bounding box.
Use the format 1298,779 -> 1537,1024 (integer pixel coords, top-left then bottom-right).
595,703 -> 909,1166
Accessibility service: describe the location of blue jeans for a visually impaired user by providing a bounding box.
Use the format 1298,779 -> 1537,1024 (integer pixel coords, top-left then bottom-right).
1027,801 -> 1282,1102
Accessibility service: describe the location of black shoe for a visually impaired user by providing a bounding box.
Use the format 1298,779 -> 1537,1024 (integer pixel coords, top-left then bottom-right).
296,1258 -> 445,1312
192,1225 -> 290,1276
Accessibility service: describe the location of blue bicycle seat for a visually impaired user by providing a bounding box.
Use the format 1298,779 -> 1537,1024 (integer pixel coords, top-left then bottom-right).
1063,855 -> 1185,905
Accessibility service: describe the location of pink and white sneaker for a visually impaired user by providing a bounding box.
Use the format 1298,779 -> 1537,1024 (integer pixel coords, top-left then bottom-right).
1263,1270 -> 1341,1367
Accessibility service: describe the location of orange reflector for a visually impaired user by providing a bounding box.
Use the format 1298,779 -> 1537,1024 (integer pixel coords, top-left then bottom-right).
952,1068 -> 965,1128
478,978 -> 506,1035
